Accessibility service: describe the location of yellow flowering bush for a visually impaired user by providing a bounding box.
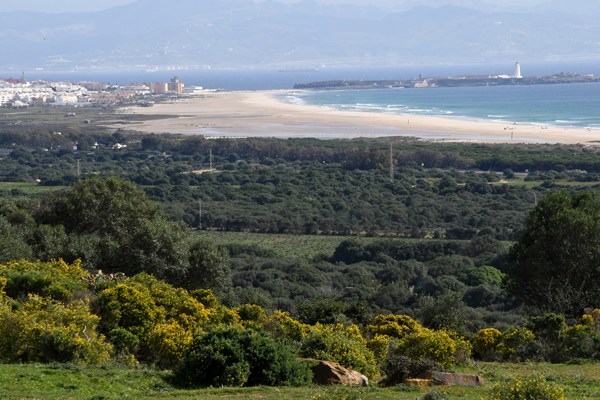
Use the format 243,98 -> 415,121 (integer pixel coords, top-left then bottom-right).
97,283 -> 163,338
301,323 -> 377,377
0,294 -> 111,365
237,304 -> 268,328
190,288 -> 220,308
130,273 -> 211,330
266,310 -> 311,342
146,321 -> 194,368
474,328 -> 502,360
208,306 -> 242,327
497,327 -> 535,360
580,310 -> 600,331
365,314 -> 423,339
0,259 -> 87,301
393,328 -> 471,368
488,375 -> 565,400
367,334 -> 393,364
560,324 -> 595,358
0,276 -> 6,296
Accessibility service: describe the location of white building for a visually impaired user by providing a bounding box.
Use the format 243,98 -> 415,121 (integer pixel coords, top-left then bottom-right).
54,93 -> 80,105
514,62 -> 523,79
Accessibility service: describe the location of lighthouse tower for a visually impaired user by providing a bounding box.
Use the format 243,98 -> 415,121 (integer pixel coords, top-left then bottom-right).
514,62 -> 523,79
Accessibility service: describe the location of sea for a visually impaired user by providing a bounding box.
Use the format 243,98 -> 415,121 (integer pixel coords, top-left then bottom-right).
17,62 -> 600,129
282,83 -> 600,130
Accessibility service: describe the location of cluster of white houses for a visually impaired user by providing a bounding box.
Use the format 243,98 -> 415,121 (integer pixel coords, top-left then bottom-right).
0,76 -> 188,107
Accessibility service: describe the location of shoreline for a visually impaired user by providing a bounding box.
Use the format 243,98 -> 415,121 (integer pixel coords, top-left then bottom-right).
111,90 -> 600,144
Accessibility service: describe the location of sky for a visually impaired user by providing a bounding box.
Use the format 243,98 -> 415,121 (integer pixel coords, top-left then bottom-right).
2,0 -> 135,13
3,0 -> 547,13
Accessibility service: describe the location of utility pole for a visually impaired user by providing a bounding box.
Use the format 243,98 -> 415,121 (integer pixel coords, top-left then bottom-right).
209,148 -> 213,170
76,159 -> 80,179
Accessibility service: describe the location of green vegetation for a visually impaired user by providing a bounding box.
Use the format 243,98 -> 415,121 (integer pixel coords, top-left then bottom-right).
0,129 -> 599,398
489,375 -> 565,400
204,231 -> 384,260
0,362 -> 598,399
509,191 -> 600,316
0,177 -> 230,292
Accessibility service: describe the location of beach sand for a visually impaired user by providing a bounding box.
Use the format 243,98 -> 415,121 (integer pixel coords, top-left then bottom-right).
112,90 -> 600,144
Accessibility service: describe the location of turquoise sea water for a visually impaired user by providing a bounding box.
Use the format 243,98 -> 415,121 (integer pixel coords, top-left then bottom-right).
284,83 -> 600,129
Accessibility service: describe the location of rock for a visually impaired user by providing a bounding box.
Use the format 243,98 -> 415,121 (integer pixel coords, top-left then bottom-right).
426,371 -> 485,387
404,378 -> 432,388
311,360 -> 368,386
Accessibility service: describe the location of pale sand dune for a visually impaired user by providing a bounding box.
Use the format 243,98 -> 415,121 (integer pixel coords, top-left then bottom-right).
113,90 -> 600,144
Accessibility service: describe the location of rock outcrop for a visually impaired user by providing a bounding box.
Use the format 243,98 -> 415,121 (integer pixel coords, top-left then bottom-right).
426,371 -> 485,387
310,360 -> 368,386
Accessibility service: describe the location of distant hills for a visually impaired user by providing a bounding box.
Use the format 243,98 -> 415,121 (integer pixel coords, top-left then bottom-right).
1,0 -> 600,71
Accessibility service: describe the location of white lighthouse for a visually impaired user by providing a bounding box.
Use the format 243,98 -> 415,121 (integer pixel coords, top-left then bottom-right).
514,62 -> 523,79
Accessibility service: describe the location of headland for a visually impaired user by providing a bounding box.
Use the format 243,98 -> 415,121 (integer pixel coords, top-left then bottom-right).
294,72 -> 599,90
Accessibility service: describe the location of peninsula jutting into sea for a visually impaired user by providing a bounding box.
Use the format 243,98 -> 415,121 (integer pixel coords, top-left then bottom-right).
294,68 -> 599,90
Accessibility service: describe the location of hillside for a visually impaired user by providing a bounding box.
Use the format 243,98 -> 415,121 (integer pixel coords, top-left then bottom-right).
1,1 -> 600,70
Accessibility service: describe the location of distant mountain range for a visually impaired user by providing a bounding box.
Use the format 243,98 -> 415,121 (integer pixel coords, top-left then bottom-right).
1,0 -> 599,72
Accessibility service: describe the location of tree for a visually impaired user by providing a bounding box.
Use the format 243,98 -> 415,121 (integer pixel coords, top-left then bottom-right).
508,191 -> 600,316
37,176 -> 188,280
36,177 -> 229,292
183,238 -> 230,293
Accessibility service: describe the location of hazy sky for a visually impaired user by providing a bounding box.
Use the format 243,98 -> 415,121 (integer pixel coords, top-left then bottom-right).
3,0 -> 548,13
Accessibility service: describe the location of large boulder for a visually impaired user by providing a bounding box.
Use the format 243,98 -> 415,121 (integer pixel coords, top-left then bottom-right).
311,360 -> 368,386
426,371 -> 485,387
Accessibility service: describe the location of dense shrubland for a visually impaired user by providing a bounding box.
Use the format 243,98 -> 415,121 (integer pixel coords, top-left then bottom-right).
0,133 -> 599,395
3,133 -> 600,240
0,259 -> 597,389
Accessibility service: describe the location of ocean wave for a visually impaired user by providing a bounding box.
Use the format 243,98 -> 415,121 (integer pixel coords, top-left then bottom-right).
284,95 -> 306,105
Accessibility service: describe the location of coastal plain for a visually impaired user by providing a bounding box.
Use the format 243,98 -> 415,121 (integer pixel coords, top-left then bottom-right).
114,90 -> 600,144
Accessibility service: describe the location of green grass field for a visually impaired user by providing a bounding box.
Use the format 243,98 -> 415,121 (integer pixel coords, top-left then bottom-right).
0,362 -> 597,400
203,231 -> 425,260
0,182 -> 65,196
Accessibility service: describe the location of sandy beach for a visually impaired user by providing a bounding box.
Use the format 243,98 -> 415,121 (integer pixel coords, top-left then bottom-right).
112,90 -> 600,144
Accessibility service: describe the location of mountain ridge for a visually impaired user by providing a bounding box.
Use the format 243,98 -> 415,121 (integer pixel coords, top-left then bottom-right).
0,0 -> 598,71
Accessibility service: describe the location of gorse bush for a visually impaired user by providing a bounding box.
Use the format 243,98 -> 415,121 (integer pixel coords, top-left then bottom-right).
488,375 -> 565,400
300,323 -> 377,378
0,294 -> 111,364
146,321 -> 194,369
0,259 -> 87,302
497,327 -> 535,361
97,283 -> 162,339
392,328 -> 471,368
172,326 -> 311,387
0,262 -> 111,365
474,328 -> 502,360
365,314 -> 422,339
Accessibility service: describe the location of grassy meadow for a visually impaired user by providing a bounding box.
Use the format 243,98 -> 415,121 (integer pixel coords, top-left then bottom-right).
203,231 -> 403,260
0,362 -> 598,400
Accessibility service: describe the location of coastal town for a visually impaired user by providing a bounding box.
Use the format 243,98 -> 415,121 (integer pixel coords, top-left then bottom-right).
0,75 -> 197,108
